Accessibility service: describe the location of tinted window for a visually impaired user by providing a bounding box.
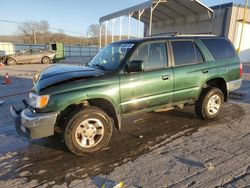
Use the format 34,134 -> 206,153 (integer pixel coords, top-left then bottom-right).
172,41 -> 203,66
130,42 -> 167,70
201,39 -> 236,60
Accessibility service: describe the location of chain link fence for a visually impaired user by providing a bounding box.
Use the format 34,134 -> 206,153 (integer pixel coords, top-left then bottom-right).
0,42 -> 99,61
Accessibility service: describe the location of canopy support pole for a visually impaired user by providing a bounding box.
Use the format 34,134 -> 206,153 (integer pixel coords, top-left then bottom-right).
137,9 -> 145,38
119,16 -> 123,40
149,0 -> 161,36
128,13 -> 133,39
112,19 -> 115,42
105,21 -> 108,45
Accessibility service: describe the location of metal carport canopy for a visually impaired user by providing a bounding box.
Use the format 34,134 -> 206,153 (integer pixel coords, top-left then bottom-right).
98,0 -> 214,48
99,0 -> 214,24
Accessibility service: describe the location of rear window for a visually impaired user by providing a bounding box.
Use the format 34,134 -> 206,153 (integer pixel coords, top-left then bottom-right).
201,39 -> 236,60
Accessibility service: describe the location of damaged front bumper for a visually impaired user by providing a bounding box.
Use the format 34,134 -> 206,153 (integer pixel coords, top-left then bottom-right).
10,102 -> 58,139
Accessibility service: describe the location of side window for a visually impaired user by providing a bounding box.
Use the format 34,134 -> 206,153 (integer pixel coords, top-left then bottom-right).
130,42 -> 167,70
23,49 -> 31,55
31,49 -> 41,55
171,41 -> 203,66
201,39 -> 236,60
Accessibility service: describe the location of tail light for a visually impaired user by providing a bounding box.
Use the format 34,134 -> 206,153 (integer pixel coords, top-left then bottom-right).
240,63 -> 243,77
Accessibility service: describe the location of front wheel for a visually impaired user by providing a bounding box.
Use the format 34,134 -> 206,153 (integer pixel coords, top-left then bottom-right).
64,106 -> 113,155
195,87 -> 224,120
7,58 -> 16,65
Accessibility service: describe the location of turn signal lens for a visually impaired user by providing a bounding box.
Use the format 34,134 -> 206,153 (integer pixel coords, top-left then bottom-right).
39,95 -> 49,108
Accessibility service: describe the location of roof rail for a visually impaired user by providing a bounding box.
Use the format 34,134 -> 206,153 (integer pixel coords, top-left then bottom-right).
150,32 -> 216,37
150,32 -> 179,37
176,32 -> 216,36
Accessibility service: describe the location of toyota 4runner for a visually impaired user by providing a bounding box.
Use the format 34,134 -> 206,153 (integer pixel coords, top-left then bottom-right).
10,35 -> 242,155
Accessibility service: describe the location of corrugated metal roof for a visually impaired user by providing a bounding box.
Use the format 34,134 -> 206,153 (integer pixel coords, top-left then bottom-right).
99,1 -> 151,23
99,0 -> 214,24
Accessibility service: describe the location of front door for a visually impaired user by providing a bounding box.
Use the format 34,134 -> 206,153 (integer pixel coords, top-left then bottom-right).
16,49 -> 32,63
120,41 -> 174,114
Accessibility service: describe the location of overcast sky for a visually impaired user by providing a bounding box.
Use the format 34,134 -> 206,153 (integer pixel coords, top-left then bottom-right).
0,0 -> 248,37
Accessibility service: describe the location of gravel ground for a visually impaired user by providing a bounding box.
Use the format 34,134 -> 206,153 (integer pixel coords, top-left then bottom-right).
0,63 -> 250,188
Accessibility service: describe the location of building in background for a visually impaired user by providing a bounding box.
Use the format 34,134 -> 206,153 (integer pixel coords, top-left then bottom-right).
99,1 -> 250,62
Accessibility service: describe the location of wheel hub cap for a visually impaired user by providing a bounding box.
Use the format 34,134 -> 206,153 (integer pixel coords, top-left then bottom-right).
82,124 -> 96,138
207,95 -> 221,115
75,118 -> 104,148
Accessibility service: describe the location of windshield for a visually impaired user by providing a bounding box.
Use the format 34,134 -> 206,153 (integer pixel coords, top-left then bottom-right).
88,43 -> 134,71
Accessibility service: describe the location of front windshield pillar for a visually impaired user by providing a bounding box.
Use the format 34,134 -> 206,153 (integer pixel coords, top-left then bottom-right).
99,23 -> 102,50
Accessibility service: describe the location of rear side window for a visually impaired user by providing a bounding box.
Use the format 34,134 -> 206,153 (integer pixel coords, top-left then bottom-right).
171,41 -> 204,66
201,39 -> 236,60
31,49 -> 41,54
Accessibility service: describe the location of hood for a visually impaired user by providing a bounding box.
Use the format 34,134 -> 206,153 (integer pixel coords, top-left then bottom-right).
34,64 -> 105,91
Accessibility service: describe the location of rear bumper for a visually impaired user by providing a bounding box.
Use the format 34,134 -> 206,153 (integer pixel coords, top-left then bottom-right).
227,79 -> 242,92
10,106 -> 58,139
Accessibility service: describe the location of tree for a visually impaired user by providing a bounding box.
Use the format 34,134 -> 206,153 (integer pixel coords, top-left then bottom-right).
87,24 -> 100,38
17,20 -> 49,43
87,24 -> 108,45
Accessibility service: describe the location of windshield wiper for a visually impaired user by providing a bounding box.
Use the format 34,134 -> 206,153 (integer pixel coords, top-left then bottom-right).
91,64 -> 106,71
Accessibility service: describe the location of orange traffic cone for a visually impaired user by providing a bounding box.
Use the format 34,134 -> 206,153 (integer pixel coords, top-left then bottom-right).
0,62 -> 4,69
3,72 -> 11,84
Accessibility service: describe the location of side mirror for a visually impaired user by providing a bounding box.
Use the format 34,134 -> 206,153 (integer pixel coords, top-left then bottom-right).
126,60 -> 144,73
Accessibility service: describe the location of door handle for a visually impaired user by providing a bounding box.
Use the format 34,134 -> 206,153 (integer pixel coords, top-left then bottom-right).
162,75 -> 170,80
202,69 -> 209,73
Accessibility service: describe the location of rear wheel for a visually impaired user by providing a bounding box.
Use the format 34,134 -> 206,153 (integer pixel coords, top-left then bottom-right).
7,58 -> 16,65
195,87 -> 224,120
64,106 -> 113,155
41,56 -> 51,64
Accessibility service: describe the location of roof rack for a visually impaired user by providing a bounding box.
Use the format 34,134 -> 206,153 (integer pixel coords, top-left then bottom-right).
150,32 -> 216,37
176,32 -> 216,37
150,32 -> 179,37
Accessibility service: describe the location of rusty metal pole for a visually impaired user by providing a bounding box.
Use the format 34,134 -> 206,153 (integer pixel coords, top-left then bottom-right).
237,0 -> 249,53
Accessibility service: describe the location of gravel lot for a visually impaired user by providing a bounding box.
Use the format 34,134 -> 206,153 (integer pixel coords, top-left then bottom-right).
0,63 -> 250,188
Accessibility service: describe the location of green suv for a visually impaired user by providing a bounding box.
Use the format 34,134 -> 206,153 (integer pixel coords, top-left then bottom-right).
10,35 -> 242,155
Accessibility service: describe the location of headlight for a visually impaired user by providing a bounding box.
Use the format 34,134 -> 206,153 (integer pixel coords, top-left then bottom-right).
29,93 -> 50,109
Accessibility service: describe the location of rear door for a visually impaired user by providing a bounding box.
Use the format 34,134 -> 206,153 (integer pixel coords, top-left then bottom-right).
120,41 -> 174,114
170,39 -> 211,102
201,38 -> 240,82
30,49 -> 43,63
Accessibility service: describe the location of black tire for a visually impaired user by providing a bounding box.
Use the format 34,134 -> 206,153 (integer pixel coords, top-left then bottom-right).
7,58 -> 16,65
195,87 -> 224,120
41,56 -> 51,64
64,106 -> 113,155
